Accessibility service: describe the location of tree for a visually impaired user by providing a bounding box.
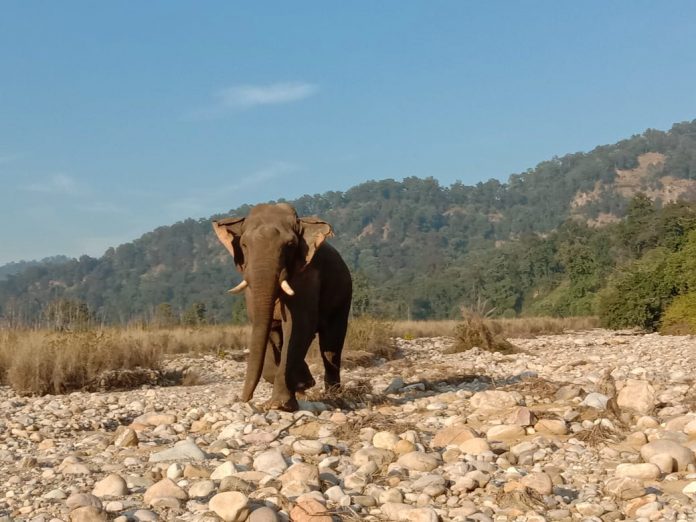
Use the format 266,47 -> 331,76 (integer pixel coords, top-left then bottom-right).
182,302 -> 207,326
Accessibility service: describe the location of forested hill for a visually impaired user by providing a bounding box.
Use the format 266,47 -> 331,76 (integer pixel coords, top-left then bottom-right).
3,120 -> 696,325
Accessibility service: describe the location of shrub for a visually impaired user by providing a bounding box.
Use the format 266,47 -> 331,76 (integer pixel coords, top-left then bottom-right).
598,248 -> 675,331
660,292 -> 696,335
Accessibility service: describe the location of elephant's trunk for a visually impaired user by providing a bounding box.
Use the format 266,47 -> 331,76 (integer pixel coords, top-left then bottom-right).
240,268 -> 279,402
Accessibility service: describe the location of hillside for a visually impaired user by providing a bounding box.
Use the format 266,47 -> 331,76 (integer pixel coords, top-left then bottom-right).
0,256 -> 70,281
2,120 -> 696,325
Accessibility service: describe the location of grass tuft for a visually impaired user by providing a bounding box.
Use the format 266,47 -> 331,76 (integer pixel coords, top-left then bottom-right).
450,307 -> 518,354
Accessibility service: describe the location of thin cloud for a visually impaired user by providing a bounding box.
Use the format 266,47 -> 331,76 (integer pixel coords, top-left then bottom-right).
167,161 -> 299,216
23,174 -> 82,196
189,82 -> 319,119
220,82 -> 319,109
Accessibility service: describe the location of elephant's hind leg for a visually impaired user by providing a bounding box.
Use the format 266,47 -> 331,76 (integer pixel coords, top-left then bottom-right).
318,308 -> 349,391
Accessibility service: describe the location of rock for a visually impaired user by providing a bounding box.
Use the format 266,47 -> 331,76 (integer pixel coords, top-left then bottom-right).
280,462 -> 320,497
133,412 -> 177,426
640,439 -> 696,471
581,392 -> 610,409
59,457 -> 91,475
374,431 -> 401,450
149,438 -> 207,462
381,502 -> 437,521
189,479 -> 215,498
249,506 -> 279,522
470,390 -> 520,412
575,502 -> 605,517
220,476 -> 254,494
615,463 -> 661,480
648,453 -> 675,474
458,437 -> 490,455
289,498 -> 332,522
397,451 -> 440,472
253,448 -> 288,476
209,491 -> 249,522
211,461 -> 238,480
92,473 -> 128,497
521,472 -> 553,495
184,464 -> 211,478
353,447 -> 396,467
534,419 -> 567,435
381,502 -> 415,520
617,379 -> 656,414
431,425 -> 477,447
604,477 -> 645,500
112,426 -> 138,447
393,439 -> 417,455
384,377 -> 406,394
486,424 -> 525,441
505,406 -> 536,426
143,478 -> 188,506
682,481 -> 696,494
132,509 -> 158,521
69,506 -> 108,522
292,439 -> 324,456
66,494 -> 102,510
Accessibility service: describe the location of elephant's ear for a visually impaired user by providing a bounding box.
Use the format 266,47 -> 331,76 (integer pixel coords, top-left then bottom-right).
212,217 -> 245,270
299,217 -> 333,267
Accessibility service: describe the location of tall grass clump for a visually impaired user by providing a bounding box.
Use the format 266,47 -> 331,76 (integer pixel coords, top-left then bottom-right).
0,325 -> 249,395
2,330 -> 162,395
451,305 -> 517,354
344,317 -> 396,359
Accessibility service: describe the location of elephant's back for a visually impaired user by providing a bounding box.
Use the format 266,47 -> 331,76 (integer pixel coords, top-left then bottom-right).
314,242 -> 352,307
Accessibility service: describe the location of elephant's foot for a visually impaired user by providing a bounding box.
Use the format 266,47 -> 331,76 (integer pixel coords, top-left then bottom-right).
292,375 -> 316,393
263,396 -> 299,412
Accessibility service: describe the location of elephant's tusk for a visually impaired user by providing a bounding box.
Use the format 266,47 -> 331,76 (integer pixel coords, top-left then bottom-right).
280,280 -> 295,296
228,280 -> 248,294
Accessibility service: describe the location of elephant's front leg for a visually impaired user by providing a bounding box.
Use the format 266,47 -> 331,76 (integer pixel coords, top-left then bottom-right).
267,315 -> 316,411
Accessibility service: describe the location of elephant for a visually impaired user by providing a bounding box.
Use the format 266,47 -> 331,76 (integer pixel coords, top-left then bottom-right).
212,203 -> 352,411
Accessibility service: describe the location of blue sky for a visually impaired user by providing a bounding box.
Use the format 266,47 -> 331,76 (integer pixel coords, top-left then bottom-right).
2,2 -> 696,264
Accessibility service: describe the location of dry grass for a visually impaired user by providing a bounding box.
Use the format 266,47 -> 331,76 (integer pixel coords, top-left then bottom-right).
393,316 -> 599,340
450,308 -> 519,354
331,410 -> 420,443
344,317 -> 396,359
575,423 -> 621,447
391,320 -> 458,339
489,316 -> 600,338
0,325 -> 247,395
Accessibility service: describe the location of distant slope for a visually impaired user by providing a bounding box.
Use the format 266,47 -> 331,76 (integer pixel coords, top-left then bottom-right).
2,120 -> 696,324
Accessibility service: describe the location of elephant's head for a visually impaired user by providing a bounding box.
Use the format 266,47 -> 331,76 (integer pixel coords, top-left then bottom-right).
212,203 -> 333,401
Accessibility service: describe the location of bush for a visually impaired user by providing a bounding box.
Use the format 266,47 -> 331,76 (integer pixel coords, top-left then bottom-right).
598,248 -> 675,331
660,292 -> 696,334
451,307 -> 517,354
